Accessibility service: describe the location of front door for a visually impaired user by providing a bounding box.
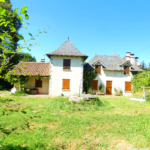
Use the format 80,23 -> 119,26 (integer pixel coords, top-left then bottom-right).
106,81 -> 112,95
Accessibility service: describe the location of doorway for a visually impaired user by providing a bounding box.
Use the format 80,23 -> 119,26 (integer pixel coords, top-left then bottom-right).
106,81 -> 112,95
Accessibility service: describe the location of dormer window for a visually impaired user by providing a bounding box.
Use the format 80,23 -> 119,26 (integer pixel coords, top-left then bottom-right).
63,59 -> 71,70
95,65 -> 101,74
124,66 -> 129,75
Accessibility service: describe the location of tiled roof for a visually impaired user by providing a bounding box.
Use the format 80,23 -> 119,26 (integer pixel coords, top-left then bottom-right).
46,39 -> 88,59
10,61 -> 50,76
131,66 -> 144,72
88,55 -> 144,71
89,55 -> 124,70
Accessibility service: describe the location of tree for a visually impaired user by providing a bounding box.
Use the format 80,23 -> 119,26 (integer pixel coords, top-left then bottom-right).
10,52 -> 36,63
0,0 -> 22,54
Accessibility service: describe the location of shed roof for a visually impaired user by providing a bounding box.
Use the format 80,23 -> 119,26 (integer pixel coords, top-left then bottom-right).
46,39 -> 88,59
10,61 -> 50,76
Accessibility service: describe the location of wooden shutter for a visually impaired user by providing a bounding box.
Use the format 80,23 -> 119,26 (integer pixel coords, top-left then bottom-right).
124,66 -> 129,74
91,80 -> 98,90
106,81 -> 112,95
63,59 -> 71,69
62,79 -> 70,89
35,78 -> 42,87
125,82 -> 131,91
96,65 -> 101,74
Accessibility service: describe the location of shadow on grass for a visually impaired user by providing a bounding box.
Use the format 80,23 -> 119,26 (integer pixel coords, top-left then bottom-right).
0,98 -> 14,103
0,144 -> 60,150
0,144 -> 30,150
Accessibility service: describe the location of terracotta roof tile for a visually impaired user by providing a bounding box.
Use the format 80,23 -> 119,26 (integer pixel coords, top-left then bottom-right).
10,61 -> 50,76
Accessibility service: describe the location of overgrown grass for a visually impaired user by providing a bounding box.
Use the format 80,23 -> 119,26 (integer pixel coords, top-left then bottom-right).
11,91 -> 28,96
0,95 -> 150,149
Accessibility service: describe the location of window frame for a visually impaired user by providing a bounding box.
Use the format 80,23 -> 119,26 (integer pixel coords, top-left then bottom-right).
63,59 -> 71,70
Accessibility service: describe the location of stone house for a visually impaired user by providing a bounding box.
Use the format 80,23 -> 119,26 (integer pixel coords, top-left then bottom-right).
11,39 -> 143,96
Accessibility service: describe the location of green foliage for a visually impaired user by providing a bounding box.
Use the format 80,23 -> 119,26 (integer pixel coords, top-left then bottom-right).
88,87 -> 94,94
11,90 -> 28,96
146,93 -> 150,101
114,87 -> 123,96
0,5 -> 29,77
83,67 -> 97,93
132,70 -> 150,93
99,84 -> 104,93
90,97 -> 103,106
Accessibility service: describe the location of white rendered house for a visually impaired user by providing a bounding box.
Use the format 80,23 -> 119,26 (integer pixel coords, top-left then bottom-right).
84,52 -> 143,96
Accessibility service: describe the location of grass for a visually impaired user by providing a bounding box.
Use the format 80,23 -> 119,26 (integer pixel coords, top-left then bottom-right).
0,95 -> 150,150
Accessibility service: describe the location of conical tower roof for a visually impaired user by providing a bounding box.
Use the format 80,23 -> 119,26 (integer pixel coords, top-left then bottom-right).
46,39 -> 88,59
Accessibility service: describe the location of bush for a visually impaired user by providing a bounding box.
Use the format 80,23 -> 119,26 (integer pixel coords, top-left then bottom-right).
88,87 -> 94,94
132,71 -> 150,93
99,84 -> 104,93
146,93 -> 150,101
114,87 -> 123,96
90,97 -> 103,106
11,91 -> 28,96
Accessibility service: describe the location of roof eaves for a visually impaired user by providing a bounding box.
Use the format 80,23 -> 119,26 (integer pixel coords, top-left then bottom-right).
120,60 -> 132,66
92,60 -> 106,67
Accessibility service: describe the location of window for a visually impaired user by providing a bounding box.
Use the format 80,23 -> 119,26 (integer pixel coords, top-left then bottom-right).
124,66 -> 129,74
63,59 -> 71,70
35,78 -> 42,87
91,80 -> 98,90
95,65 -> 101,74
125,81 -> 131,91
62,79 -> 70,90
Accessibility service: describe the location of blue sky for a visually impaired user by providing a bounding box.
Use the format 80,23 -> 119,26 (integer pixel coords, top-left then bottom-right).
11,0 -> 150,65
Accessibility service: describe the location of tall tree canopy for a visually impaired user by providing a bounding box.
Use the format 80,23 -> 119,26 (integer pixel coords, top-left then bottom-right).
0,0 -> 22,49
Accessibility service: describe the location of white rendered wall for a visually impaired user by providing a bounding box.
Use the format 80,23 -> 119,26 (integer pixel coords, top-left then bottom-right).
49,56 -> 84,96
94,66 -> 132,96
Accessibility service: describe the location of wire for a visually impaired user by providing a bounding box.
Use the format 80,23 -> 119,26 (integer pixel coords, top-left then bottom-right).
134,46 -> 150,54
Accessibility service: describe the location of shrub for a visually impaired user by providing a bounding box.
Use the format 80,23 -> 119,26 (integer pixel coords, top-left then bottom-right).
99,84 -> 104,93
88,87 -> 94,94
11,91 -> 28,96
132,71 -> 150,93
146,93 -> 150,101
114,87 -> 123,96
90,97 -> 103,106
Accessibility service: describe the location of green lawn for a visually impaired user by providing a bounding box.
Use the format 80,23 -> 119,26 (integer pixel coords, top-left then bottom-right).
0,95 -> 150,150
